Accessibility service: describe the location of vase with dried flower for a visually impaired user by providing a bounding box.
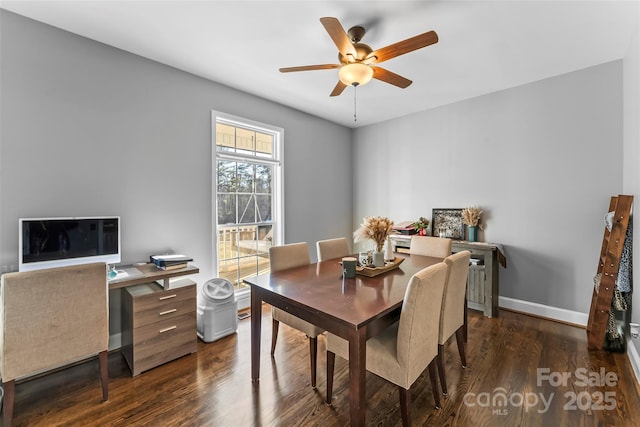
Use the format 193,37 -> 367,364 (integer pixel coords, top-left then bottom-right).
353,216 -> 394,267
462,206 -> 483,242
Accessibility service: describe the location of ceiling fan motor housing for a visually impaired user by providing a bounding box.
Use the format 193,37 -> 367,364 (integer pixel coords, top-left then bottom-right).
339,43 -> 373,64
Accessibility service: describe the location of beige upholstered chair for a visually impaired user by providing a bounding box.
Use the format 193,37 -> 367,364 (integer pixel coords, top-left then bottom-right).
269,242 -> 324,388
437,250 -> 471,395
409,236 -> 452,258
326,262 -> 449,426
316,237 -> 351,262
0,262 -> 109,427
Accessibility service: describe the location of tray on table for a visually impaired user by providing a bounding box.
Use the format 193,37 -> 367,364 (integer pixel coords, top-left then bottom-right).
356,257 -> 404,277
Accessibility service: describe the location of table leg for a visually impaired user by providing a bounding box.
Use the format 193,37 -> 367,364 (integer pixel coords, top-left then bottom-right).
251,288 -> 262,382
348,327 -> 367,427
464,291 -> 468,343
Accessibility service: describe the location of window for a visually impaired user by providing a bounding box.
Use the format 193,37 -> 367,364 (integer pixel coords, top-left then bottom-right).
212,112 -> 283,306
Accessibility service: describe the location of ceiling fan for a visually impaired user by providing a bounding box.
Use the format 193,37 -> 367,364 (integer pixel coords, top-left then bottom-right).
279,17 -> 439,97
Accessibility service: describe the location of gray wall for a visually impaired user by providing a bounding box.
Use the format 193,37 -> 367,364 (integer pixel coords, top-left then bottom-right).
353,61 -> 623,314
0,11 -> 353,332
623,4 -> 640,365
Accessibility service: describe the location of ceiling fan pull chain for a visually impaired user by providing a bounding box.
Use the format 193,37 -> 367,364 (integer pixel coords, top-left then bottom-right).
353,83 -> 358,122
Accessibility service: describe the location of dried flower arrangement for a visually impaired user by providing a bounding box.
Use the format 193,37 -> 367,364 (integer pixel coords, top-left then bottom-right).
462,206 -> 483,228
353,216 -> 394,252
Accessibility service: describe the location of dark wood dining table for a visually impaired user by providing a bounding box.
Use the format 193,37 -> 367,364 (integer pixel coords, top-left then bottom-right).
243,252 -> 443,426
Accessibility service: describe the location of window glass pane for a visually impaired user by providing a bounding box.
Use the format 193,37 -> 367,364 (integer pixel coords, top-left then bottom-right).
237,225 -> 257,254
255,164 -> 272,193
238,236 -> 258,255
217,194 -> 236,225
256,195 -> 271,223
257,224 -> 272,241
217,226 -> 239,260
238,195 -> 256,224
236,163 -> 255,193
257,225 -> 273,256
236,128 -> 255,153
216,123 -> 236,150
218,258 -> 240,287
217,160 -> 236,193
256,132 -> 273,155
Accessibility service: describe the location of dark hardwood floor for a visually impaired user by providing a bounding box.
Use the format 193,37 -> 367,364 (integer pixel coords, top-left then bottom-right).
7,306 -> 640,426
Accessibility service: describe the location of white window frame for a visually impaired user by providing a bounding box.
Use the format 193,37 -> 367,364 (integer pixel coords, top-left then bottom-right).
211,111 -> 284,304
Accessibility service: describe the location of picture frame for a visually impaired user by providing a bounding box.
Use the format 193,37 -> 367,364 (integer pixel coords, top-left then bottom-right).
431,208 -> 464,240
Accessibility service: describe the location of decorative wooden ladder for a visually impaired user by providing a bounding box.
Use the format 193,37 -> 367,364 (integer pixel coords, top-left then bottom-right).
586,194 -> 633,350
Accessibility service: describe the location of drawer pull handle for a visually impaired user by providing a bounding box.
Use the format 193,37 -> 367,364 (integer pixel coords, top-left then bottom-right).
160,309 -> 177,316
159,294 -> 177,300
159,326 -> 177,333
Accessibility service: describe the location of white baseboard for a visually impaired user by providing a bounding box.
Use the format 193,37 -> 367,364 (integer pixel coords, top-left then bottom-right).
627,340 -> 640,386
498,296 -> 588,327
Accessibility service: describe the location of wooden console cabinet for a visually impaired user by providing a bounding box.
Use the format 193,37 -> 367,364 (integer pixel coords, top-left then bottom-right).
110,264 -> 199,376
389,235 -> 506,317
451,241 -> 505,318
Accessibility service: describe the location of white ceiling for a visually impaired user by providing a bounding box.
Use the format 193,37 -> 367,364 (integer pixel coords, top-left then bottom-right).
1,0 -> 638,128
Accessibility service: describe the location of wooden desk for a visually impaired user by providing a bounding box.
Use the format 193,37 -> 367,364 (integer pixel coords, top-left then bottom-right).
108,263 -> 199,290
243,253 -> 442,427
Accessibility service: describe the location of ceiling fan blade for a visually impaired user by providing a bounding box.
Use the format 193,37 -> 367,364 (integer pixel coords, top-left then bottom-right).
320,17 -> 357,57
279,64 -> 340,73
330,81 -> 348,97
371,66 -> 412,88
368,30 -> 438,64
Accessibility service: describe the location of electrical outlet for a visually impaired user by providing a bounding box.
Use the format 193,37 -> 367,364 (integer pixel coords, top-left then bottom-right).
630,323 -> 640,339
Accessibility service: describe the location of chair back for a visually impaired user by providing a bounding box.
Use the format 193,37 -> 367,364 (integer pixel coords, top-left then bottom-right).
316,237 -> 351,262
0,262 -> 108,381
269,242 -> 311,272
440,251 -> 471,344
409,236 -> 452,258
396,262 -> 448,382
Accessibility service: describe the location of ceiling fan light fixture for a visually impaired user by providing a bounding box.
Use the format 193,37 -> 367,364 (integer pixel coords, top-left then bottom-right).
339,63 -> 373,87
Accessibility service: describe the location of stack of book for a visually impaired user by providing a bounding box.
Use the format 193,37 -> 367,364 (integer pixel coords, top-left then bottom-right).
392,221 -> 418,235
150,254 -> 193,271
